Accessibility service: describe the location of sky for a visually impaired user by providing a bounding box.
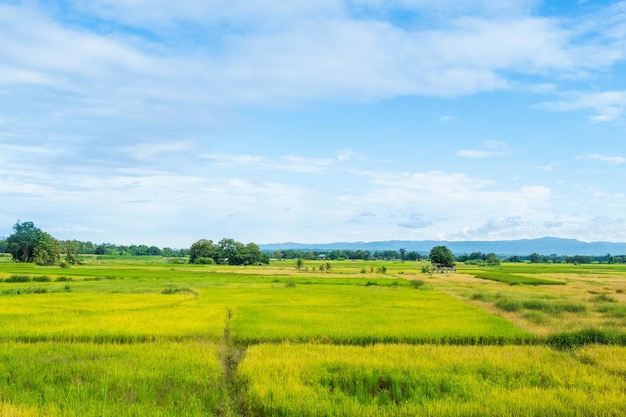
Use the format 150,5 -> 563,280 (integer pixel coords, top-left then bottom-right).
1,0 -> 626,248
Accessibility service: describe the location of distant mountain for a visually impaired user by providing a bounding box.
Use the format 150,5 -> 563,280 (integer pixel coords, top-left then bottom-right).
260,237 -> 626,256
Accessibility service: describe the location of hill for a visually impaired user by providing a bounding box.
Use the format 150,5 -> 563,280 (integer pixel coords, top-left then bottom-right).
260,237 -> 626,256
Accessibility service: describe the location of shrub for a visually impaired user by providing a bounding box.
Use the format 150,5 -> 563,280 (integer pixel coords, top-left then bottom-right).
32,275 -> 51,282
409,280 -> 426,289
547,329 -> 626,349
168,258 -> 185,264
592,294 -> 618,303
285,280 -> 297,288
162,287 -> 198,295
495,300 -> 521,312
5,275 -> 31,283
55,276 -> 73,282
194,257 -> 216,265
471,292 -> 486,301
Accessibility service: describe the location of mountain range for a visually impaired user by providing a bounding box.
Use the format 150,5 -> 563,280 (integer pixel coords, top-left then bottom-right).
260,237 -> 626,256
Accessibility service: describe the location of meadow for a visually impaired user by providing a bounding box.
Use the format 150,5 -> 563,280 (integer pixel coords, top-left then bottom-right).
0,254 -> 625,416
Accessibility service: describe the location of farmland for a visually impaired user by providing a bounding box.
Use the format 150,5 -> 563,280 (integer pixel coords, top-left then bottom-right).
0,254 -> 625,415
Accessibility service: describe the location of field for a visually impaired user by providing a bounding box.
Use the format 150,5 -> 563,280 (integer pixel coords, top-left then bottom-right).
0,254 -> 625,416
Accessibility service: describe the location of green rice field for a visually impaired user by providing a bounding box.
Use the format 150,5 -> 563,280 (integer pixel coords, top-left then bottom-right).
0,255 -> 625,416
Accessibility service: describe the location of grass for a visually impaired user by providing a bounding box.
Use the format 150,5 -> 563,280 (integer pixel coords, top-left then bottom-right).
228,285 -> 530,345
470,271 -> 565,285
0,342 -> 222,416
0,257 -> 625,415
238,343 -> 626,416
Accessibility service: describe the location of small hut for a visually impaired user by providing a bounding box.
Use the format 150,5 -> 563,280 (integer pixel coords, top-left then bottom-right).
432,263 -> 456,274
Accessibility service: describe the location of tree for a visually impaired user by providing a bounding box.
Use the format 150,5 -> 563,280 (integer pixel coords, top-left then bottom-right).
486,253 -> 501,266
6,221 -> 60,265
7,221 -> 40,263
429,245 -> 454,267
295,258 -> 304,272
217,238 -> 241,265
189,239 -> 220,264
32,232 -> 61,266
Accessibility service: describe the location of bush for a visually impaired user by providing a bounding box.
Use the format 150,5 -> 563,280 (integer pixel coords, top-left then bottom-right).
32,275 -> 51,282
168,258 -> 185,264
162,287 -> 198,295
592,294 -> 618,303
409,280 -> 426,289
55,276 -> 73,282
5,275 -> 31,283
495,300 -> 521,312
194,257 -> 216,265
285,280 -> 297,288
547,329 -> 626,349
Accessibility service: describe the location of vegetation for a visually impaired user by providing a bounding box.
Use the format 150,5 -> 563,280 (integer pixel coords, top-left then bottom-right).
5,221 -> 61,265
0,254 -> 625,415
428,245 -> 454,266
239,344 -> 626,416
188,238 -> 268,265
471,270 -> 564,286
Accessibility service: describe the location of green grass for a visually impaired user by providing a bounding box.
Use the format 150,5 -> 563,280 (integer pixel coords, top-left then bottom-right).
0,342 -> 221,416
1,258 -> 625,415
470,271 -> 564,285
228,285 -> 530,345
238,343 -> 626,416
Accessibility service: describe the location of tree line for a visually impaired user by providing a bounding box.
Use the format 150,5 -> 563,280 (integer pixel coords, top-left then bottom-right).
2,221 -> 625,266
271,249 -> 425,261
0,221 -> 267,266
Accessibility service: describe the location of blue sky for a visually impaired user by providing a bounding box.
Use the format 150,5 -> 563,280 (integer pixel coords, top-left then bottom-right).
1,0 -> 626,247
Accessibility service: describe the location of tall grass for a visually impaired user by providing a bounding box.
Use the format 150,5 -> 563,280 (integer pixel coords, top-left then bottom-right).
238,343 -> 626,416
0,342 -> 222,416
472,271 -> 564,285
228,285 -> 531,345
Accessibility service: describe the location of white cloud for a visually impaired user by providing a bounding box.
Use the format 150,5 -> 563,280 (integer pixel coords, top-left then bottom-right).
1,0 -> 622,120
398,213 -> 433,229
457,140 -> 513,158
539,91 -> 626,122
456,149 -> 509,158
577,153 -> 626,164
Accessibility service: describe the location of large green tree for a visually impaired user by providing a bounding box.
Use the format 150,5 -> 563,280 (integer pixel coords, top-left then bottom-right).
188,239 -> 220,264
189,238 -> 269,265
428,245 -> 454,266
6,221 -> 60,265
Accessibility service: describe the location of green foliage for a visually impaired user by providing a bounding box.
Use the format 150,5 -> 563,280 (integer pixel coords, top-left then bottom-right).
409,280 -> 426,289
495,300 -> 522,312
547,329 -> 626,349
5,221 -> 60,265
472,271 -> 564,285
294,258 -> 304,272
31,275 -> 51,282
188,239 -> 219,264
189,238 -> 268,265
592,294 -> 618,303
194,257 -> 216,265
4,274 -> 31,282
429,245 -> 454,266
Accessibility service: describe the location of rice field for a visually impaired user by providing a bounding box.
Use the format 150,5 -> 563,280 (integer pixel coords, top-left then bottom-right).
0,342 -> 222,416
0,256 -> 625,415
238,343 -> 626,417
